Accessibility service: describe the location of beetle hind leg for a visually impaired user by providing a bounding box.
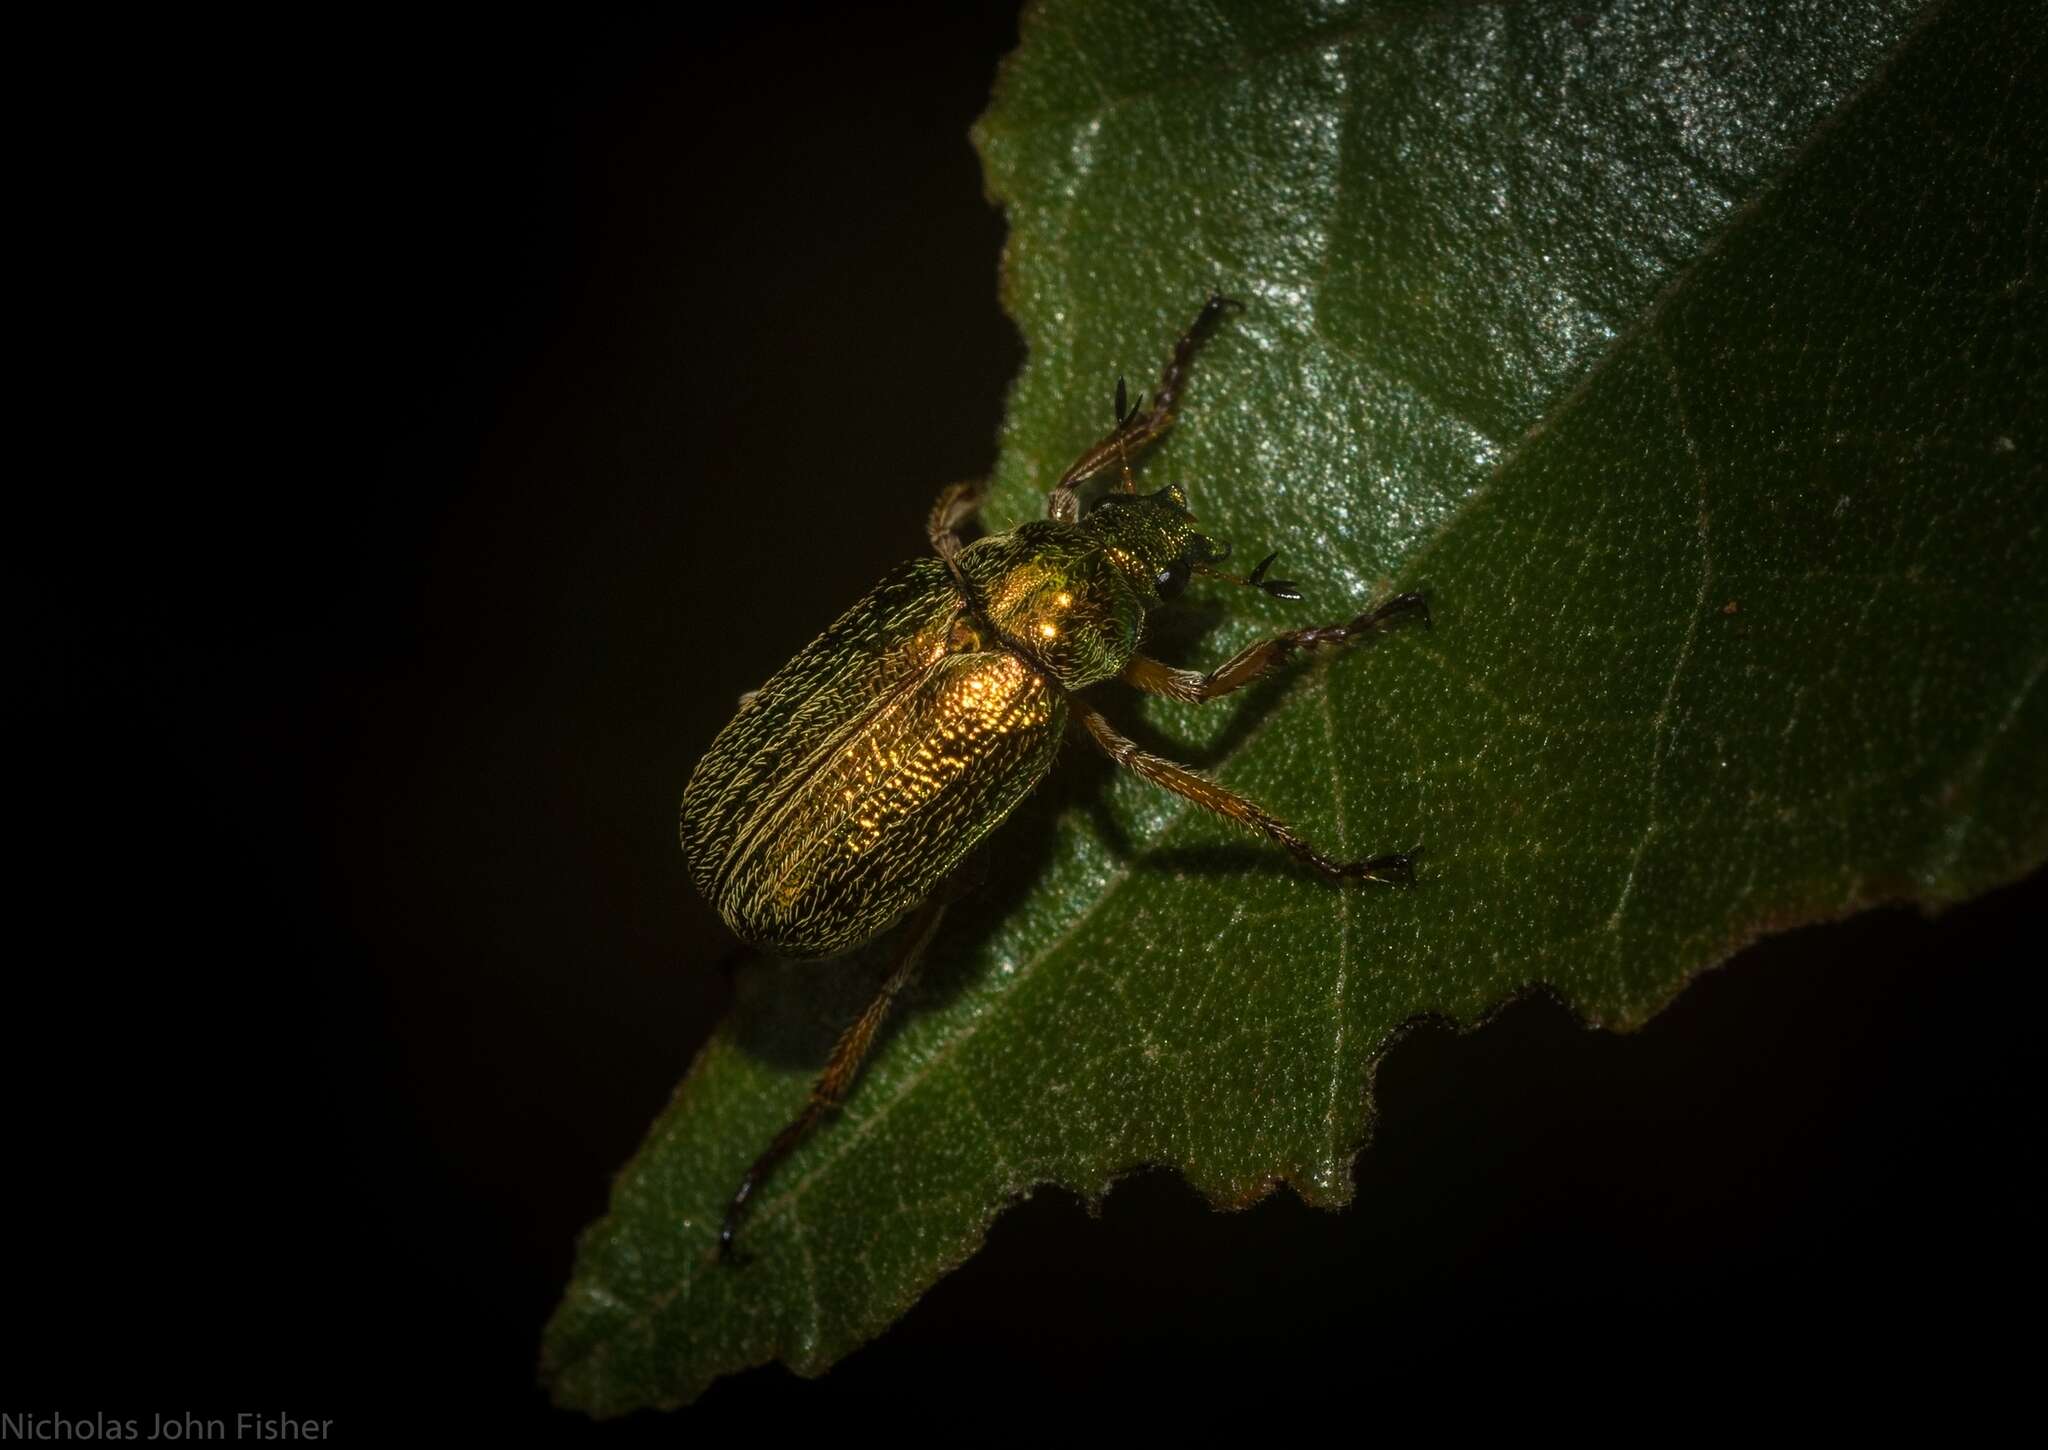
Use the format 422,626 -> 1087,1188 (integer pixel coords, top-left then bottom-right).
1073,700 -> 1417,886
719,894 -> 950,1263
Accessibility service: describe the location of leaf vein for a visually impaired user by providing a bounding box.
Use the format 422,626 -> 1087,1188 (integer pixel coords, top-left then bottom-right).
1320,686 -> 1352,1168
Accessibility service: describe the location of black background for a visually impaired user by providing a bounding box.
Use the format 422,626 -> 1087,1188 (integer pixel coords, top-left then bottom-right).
36,3 -> 2038,1435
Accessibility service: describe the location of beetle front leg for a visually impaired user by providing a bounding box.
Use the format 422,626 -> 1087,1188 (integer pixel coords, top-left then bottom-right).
1072,700 -> 1416,885
719,893 -> 950,1263
1120,591 -> 1430,704
1046,293 -> 1242,523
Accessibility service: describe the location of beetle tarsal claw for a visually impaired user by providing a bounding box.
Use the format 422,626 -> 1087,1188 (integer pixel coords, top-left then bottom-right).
1362,590 -> 1431,632
1351,849 -> 1420,886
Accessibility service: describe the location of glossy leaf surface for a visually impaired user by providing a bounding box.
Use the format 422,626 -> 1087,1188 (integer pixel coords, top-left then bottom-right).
546,0 -> 2045,1412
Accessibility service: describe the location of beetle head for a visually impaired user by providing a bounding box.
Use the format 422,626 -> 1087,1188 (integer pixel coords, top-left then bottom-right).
1084,483 -> 1228,601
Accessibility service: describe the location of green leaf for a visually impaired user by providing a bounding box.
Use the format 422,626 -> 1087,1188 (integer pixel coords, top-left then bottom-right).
545,0 -> 2045,1412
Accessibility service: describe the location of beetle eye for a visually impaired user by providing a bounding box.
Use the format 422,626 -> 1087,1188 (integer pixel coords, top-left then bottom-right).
1155,559 -> 1191,599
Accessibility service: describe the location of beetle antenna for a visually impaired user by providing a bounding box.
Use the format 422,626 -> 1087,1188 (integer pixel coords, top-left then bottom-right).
1112,375 -> 1140,494
1195,549 -> 1303,601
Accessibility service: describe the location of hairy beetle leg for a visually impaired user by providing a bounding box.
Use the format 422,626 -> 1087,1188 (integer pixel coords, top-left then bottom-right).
1073,702 -> 1419,886
1048,292 -> 1244,523
719,893 -> 951,1264
1119,590 -> 1431,704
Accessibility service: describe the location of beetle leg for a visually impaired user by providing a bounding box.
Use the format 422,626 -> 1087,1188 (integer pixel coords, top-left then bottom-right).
1073,700 -> 1417,885
928,479 -> 984,563
719,894 -> 950,1263
1047,292 -> 1242,521
1120,592 -> 1430,703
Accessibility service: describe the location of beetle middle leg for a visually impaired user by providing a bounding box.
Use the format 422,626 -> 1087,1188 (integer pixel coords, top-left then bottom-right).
928,479 -> 984,564
1047,292 -> 1241,524
719,892 -> 951,1263
1119,591 -> 1431,703
1072,700 -> 1416,885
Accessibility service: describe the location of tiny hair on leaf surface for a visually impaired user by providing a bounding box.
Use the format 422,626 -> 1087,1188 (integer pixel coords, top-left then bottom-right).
544,0 -> 2046,1413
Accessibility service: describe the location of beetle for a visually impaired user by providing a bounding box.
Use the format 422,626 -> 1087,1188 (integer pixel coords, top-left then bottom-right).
682,296 -> 1430,1259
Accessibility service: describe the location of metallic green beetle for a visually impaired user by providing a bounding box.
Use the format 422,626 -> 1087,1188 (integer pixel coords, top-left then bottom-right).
682,296 -> 1429,1258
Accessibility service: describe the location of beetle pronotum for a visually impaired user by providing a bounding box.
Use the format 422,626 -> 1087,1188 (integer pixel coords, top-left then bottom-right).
681,297 -> 1428,1258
